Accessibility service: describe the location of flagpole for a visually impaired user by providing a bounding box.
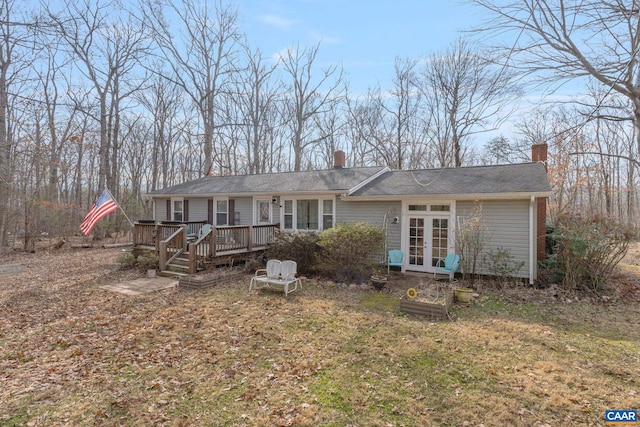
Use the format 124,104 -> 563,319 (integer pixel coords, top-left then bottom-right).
105,187 -> 135,228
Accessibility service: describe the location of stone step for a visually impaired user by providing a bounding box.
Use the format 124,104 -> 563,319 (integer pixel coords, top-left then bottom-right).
157,269 -> 188,278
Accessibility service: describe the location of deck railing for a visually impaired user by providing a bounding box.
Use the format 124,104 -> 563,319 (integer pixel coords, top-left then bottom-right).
133,222 -> 157,248
158,225 -> 187,271
134,221 -> 280,274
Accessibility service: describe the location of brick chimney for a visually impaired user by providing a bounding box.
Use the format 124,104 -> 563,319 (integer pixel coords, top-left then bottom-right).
532,143 -> 548,263
532,143 -> 548,171
334,150 -> 346,169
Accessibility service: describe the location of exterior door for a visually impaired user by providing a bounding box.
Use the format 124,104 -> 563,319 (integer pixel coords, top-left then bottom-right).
407,215 -> 450,272
408,216 -> 427,271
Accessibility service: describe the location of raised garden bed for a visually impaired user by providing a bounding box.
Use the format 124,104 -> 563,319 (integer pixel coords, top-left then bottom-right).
178,268 -> 244,290
399,289 -> 453,319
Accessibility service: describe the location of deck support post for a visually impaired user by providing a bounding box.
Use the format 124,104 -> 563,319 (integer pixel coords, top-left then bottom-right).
188,242 -> 197,274
159,241 -> 167,271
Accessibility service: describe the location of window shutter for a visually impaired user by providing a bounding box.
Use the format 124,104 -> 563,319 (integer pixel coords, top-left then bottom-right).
184,200 -> 189,221
166,200 -> 171,220
229,199 -> 235,225
208,199 -> 213,225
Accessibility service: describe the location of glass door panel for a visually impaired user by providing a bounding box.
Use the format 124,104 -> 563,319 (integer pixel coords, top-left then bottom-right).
431,218 -> 449,268
408,217 -> 425,268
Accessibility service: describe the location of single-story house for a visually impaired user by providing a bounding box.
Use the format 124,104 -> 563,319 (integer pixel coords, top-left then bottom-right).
146,145 -> 552,283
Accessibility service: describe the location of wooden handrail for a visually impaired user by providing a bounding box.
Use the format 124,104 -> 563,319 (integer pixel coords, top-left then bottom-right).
158,225 -> 187,271
134,222 -> 280,274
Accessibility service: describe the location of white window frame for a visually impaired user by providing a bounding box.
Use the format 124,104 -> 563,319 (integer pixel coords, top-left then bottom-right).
171,197 -> 184,222
254,197 -> 272,224
280,196 -> 335,232
214,197 -> 229,226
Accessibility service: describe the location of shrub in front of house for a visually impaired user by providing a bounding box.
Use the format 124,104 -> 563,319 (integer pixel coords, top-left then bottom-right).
264,231 -> 320,276
546,213 -> 635,293
116,251 -> 159,271
316,221 -> 385,283
116,252 -> 138,270
137,252 -> 159,270
483,247 -> 525,289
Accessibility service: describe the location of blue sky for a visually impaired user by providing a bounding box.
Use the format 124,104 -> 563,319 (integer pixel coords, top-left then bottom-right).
235,0 -> 482,92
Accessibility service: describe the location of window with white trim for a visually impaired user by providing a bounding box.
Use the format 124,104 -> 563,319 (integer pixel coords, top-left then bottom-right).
282,197 -> 334,231
323,199 -> 333,229
284,200 -> 293,229
172,198 -> 184,221
408,203 -> 450,213
215,198 -> 228,226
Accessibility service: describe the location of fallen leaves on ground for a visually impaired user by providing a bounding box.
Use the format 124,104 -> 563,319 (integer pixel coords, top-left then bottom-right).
1,244 -> 639,426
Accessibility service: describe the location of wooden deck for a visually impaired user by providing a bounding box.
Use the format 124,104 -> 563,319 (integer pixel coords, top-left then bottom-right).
132,222 -> 279,275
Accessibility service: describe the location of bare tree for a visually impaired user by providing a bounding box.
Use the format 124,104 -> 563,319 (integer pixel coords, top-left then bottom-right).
0,0 -> 39,250
234,45 -> 281,174
279,42 -> 344,171
142,0 -> 242,176
382,57 -> 422,169
46,0 -> 149,194
345,88 -> 390,167
471,0 -> 640,159
136,71 -> 185,190
419,38 -> 520,167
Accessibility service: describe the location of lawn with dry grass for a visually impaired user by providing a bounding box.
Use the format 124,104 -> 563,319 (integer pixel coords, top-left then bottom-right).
1,246 -> 639,426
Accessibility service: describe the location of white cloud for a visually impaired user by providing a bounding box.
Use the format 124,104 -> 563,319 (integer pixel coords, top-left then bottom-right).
309,31 -> 340,45
256,14 -> 297,30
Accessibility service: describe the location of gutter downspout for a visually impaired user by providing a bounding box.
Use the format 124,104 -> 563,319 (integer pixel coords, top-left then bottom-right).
529,195 -> 535,285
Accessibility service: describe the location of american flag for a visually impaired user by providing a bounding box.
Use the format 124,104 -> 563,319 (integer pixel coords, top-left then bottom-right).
80,189 -> 118,235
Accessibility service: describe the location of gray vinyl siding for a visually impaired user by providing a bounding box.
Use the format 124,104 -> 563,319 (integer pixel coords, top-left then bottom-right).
456,199 -> 530,278
272,203 -> 281,225
336,199 -> 403,251
153,197 -> 274,226
156,199 -> 167,221
233,197 -> 252,225
187,199 -> 208,222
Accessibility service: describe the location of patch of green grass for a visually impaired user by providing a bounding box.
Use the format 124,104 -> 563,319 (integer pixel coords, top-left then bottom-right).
308,370 -> 354,415
0,413 -> 29,427
359,292 -> 400,312
461,292 -> 640,342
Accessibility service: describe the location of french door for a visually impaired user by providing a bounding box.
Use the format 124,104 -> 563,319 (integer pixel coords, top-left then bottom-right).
407,216 -> 450,272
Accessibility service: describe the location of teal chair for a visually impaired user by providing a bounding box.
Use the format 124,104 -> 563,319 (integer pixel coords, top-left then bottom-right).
434,253 -> 460,282
187,223 -> 212,241
387,249 -> 404,274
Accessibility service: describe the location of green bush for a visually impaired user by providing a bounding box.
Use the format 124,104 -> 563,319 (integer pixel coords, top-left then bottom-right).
316,221 -> 385,283
548,213 -> 635,293
116,252 -> 138,270
264,232 -> 320,275
115,251 -> 159,271
483,247 -> 525,289
137,252 -> 159,270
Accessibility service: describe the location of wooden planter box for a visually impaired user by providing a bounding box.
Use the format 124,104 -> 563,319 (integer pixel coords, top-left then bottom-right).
399,292 -> 453,319
178,269 -> 244,290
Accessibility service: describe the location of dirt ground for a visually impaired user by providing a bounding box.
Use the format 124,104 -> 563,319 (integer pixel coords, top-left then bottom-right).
1,238 -> 639,426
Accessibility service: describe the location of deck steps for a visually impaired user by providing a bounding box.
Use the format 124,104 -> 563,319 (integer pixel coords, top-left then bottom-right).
161,253 -> 206,277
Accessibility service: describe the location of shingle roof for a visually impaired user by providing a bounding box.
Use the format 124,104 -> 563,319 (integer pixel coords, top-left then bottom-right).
348,162 -> 551,197
148,162 -> 552,198
148,166 -> 386,196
